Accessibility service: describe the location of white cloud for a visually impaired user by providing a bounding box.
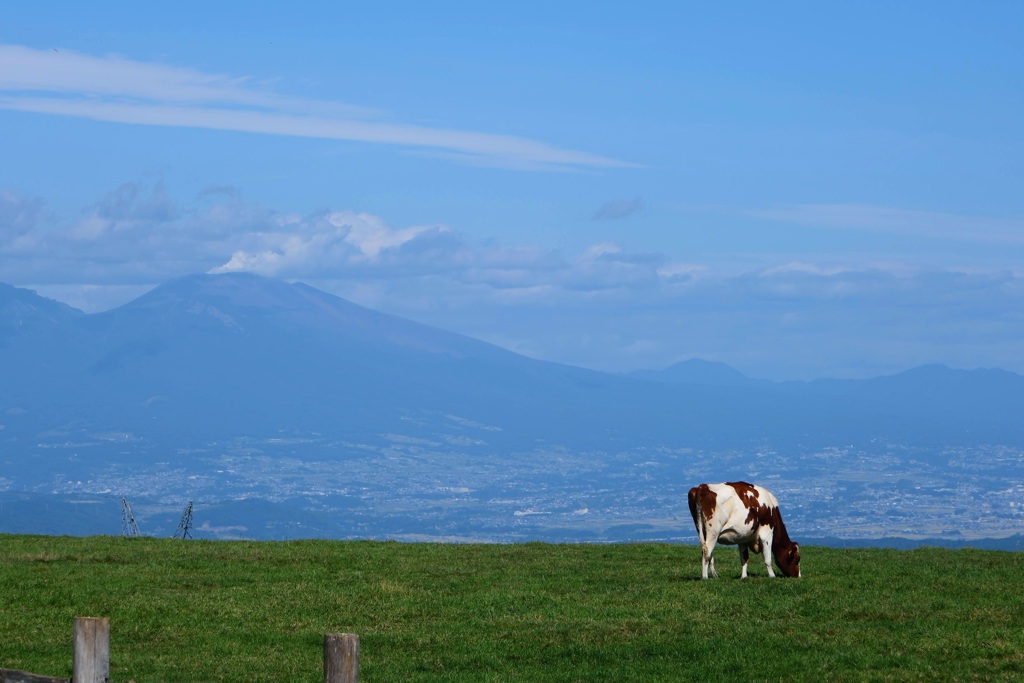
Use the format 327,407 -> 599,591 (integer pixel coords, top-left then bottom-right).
67,179 -> 180,241
5,181 -> 1024,379
326,211 -> 448,259
0,44 -> 632,172
209,211 -> 465,279
760,262 -> 850,277
657,262 -> 708,284
0,189 -> 48,241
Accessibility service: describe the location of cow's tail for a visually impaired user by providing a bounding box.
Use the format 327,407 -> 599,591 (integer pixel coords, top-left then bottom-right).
687,486 -> 706,545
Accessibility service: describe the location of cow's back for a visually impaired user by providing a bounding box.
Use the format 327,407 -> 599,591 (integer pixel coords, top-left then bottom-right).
690,482 -> 770,545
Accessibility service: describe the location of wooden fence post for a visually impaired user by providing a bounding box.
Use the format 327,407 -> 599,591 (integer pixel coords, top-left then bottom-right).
72,618 -> 109,683
323,633 -> 359,683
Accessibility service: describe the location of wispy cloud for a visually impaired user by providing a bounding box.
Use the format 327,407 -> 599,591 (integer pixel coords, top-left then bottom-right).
592,197 -> 643,221
746,203 -> 1024,245
0,44 -> 632,171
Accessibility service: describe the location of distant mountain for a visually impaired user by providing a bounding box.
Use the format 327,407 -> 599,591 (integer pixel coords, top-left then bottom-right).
0,281 -> 83,339
795,364 -> 1024,441
3,273 -> 1024,452
0,274 -> 702,449
1,282 -> 92,421
627,359 -> 767,387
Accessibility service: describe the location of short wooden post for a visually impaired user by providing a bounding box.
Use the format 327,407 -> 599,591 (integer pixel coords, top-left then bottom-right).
72,618 -> 109,683
323,633 -> 359,683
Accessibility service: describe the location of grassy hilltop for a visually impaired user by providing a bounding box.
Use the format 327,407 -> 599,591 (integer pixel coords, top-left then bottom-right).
2,535 -> 1023,682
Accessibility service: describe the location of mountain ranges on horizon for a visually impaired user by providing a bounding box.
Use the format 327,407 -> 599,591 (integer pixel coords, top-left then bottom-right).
3,272 -> 1024,452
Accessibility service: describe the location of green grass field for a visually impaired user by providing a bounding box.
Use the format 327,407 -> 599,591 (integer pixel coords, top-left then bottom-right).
1,535 -> 1022,682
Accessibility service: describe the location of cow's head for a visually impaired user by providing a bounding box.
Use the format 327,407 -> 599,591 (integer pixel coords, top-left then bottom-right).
777,542 -> 801,578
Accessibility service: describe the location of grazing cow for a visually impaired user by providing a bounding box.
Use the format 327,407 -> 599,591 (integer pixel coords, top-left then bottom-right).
687,481 -> 801,579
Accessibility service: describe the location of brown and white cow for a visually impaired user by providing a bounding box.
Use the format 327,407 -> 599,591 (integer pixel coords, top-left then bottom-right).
687,481 -> 801,579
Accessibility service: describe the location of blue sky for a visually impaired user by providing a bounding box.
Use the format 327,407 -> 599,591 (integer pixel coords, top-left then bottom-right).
2,3 -> 1023,380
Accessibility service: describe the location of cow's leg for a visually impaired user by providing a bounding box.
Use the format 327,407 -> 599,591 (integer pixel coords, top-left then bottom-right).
701,532 -> 719,579
760,530 -> 776,578
738,544 -> 750,579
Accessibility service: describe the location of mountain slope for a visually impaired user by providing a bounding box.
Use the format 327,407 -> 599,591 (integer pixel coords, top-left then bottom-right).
0,283 -> 91,421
